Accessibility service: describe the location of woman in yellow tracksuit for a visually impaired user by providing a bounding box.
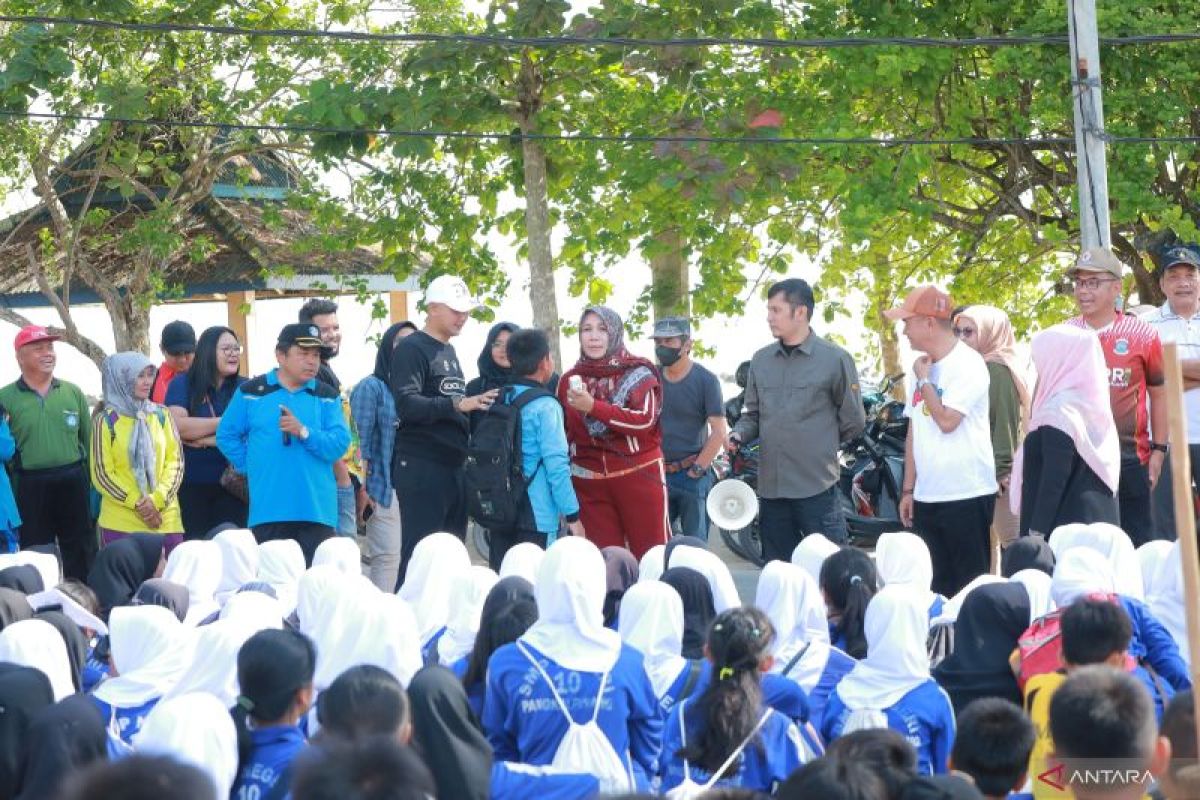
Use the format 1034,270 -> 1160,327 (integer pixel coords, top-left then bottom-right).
91,352 -> 185,555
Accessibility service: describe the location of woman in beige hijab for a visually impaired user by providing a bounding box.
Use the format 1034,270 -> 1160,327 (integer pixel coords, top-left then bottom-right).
953,306 -> 1030,567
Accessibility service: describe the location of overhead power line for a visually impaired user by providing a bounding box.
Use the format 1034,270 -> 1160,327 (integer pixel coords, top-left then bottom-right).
3,14 -> 1200,49
0,109 -> 1086,147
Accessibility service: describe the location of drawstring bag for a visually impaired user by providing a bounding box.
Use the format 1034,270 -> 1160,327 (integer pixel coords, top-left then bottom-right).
665,697 -> 773,800
841,707 -> 891,734
516,641 -> 634,795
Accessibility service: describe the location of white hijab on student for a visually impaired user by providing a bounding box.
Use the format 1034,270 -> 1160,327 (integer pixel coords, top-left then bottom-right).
163,540 -> 223,626
667,544 -> 741,613
1147,542 -> 1189,667
213,528 -> 259,606
499,542 -> 545,584
637,545 -> 666,583
398,532 -> 472,645
93,605 -> 194,708
1049,522 -> 1143,600
521,536 -> 622,673
875,531 -> 937,610
439,566 -> 499,666
373,593 -> 424,686
256,539 -> 306,614
0,618 -> 75,700
835,585 -> 932,720
1050,547 -> 1116,608
166,618 -> 268,706
1009,569 -> 1055,624
755,561 -> 833,692
0,550 -> 62,592
308,573 -> 422,689
791,534 -> 840,585
135,692 -> 238,800
618,581 -> 687,698
313,537 -> 363,575
1137,541 -> 1173,603
219,589 -> 285,630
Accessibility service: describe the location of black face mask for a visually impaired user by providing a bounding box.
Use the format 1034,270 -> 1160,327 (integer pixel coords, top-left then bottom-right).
656,345 -> 684,367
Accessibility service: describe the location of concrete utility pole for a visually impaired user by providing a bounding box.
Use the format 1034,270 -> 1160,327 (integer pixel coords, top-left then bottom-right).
1067,0 -> 1111,249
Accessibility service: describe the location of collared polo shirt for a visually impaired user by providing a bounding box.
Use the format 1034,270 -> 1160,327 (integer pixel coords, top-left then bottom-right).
0,377 -> 91,471
1144,301 -> 1200,444
732,332 -> 866,499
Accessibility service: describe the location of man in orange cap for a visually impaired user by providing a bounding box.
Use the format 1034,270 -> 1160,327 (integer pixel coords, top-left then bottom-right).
886,287 -> 998,597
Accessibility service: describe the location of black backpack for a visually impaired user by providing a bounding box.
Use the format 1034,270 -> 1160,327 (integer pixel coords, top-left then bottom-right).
464,386 -> 553,530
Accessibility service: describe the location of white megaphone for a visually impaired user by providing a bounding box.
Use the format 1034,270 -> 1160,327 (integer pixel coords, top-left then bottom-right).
706,479 -> 759,531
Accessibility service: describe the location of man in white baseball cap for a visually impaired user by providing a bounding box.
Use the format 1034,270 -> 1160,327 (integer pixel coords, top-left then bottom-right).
388,274 -> 497,584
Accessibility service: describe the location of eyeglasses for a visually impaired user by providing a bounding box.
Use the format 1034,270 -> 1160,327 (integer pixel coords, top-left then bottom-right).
219,345 -> 243,355
953,327 -> 976,338
1072,277 -> 1119,291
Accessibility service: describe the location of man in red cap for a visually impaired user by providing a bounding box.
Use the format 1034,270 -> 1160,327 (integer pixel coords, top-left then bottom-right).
886,286 -> 998,597
0,326 -> 96,578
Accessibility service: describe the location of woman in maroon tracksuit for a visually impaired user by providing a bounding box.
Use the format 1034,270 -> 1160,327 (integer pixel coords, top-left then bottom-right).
559,305 -> 670,559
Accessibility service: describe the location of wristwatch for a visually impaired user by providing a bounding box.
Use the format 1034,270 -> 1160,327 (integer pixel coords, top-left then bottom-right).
915,377 -> 933,392
1150,442 -> 1169,454
299,425 -> 310,442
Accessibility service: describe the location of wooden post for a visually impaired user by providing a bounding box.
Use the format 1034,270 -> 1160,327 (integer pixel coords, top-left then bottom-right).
1162,343 -> 1200,778
389,291 -> 409,325
227,290 -> 254,377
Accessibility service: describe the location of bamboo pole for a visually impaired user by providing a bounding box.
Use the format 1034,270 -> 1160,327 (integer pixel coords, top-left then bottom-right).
1161,343 -> 1200,774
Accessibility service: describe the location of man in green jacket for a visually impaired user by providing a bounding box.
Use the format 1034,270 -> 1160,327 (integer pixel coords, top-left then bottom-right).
0,326 -> 95,579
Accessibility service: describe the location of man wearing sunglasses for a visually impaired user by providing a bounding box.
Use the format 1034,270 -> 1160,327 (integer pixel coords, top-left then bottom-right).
1067,247 -> 1167,546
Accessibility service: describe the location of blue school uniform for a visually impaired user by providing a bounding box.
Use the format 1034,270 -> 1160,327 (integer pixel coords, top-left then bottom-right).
231,725 -> 306,800
422,627 -> 448,664
450,655 -> 486,721
802,646 -> 857,726
90,695 -> 160,744
658,700 -> 806,794
491,761 -> 601,800
821,680 -> 955,776
929,596 -> 946,620
83,645 -> 109,693
482,641 -> 662,789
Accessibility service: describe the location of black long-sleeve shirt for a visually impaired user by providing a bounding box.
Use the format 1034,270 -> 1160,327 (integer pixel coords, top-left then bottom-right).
1019,425 -> 1119,536
390,331 -> 469,466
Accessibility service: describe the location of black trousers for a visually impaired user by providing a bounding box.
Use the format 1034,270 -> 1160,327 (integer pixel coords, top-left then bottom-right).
913,493 -> 995,597
15,462 -> 97,580
393,454 -> 467,587
178,482 -> 249,540
252,521 -> 334,567
1118,457 -> 1155,547
1150,444 -> 1200,540
487,527 -> 548,572
758,485 -> 848,563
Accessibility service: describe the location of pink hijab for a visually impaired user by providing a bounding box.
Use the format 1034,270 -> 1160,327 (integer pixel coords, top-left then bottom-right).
1010,324 -> 1120,514
957,305 -> 1030,412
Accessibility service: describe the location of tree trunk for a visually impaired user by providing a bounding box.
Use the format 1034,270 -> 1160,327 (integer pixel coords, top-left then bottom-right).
115,298 -> 152,355
649,227 -> 689,320
879,324 -> 906,400
520,135 -> 562,369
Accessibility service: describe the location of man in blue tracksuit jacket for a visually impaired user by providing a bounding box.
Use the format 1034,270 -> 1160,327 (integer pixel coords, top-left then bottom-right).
217,323 -> 350,565
485,328 -> 584,570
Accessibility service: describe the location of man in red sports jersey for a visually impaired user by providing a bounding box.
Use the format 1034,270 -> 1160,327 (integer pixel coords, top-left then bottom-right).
1067,246 -> 1167,546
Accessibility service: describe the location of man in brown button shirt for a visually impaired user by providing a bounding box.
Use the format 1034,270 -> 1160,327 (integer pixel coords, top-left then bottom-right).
728,278 -> 866,559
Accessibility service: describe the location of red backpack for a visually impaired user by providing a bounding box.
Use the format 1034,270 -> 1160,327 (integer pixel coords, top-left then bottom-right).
1015,593 -> 1128,690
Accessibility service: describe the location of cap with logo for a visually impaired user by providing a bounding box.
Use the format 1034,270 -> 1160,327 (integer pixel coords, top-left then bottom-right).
14,325 -> 61,351
424,275 -> 481,313
1068,246 -> 1125,279
883,286 -> 954,322
277,323 -> 328,353
160,320 -> 197,355
652,317 -> 691,339
1163,246 -> 1200,271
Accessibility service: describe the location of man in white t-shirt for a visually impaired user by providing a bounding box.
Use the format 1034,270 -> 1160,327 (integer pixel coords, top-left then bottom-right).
886,286 -> 998,596
1145,246 -> 1200,537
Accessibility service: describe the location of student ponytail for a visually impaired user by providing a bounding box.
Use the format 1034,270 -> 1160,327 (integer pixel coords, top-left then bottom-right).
678,607 -> 775,777
462,597 -> 537,692
232,629 -> 316,774
820,548 -> 878,660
